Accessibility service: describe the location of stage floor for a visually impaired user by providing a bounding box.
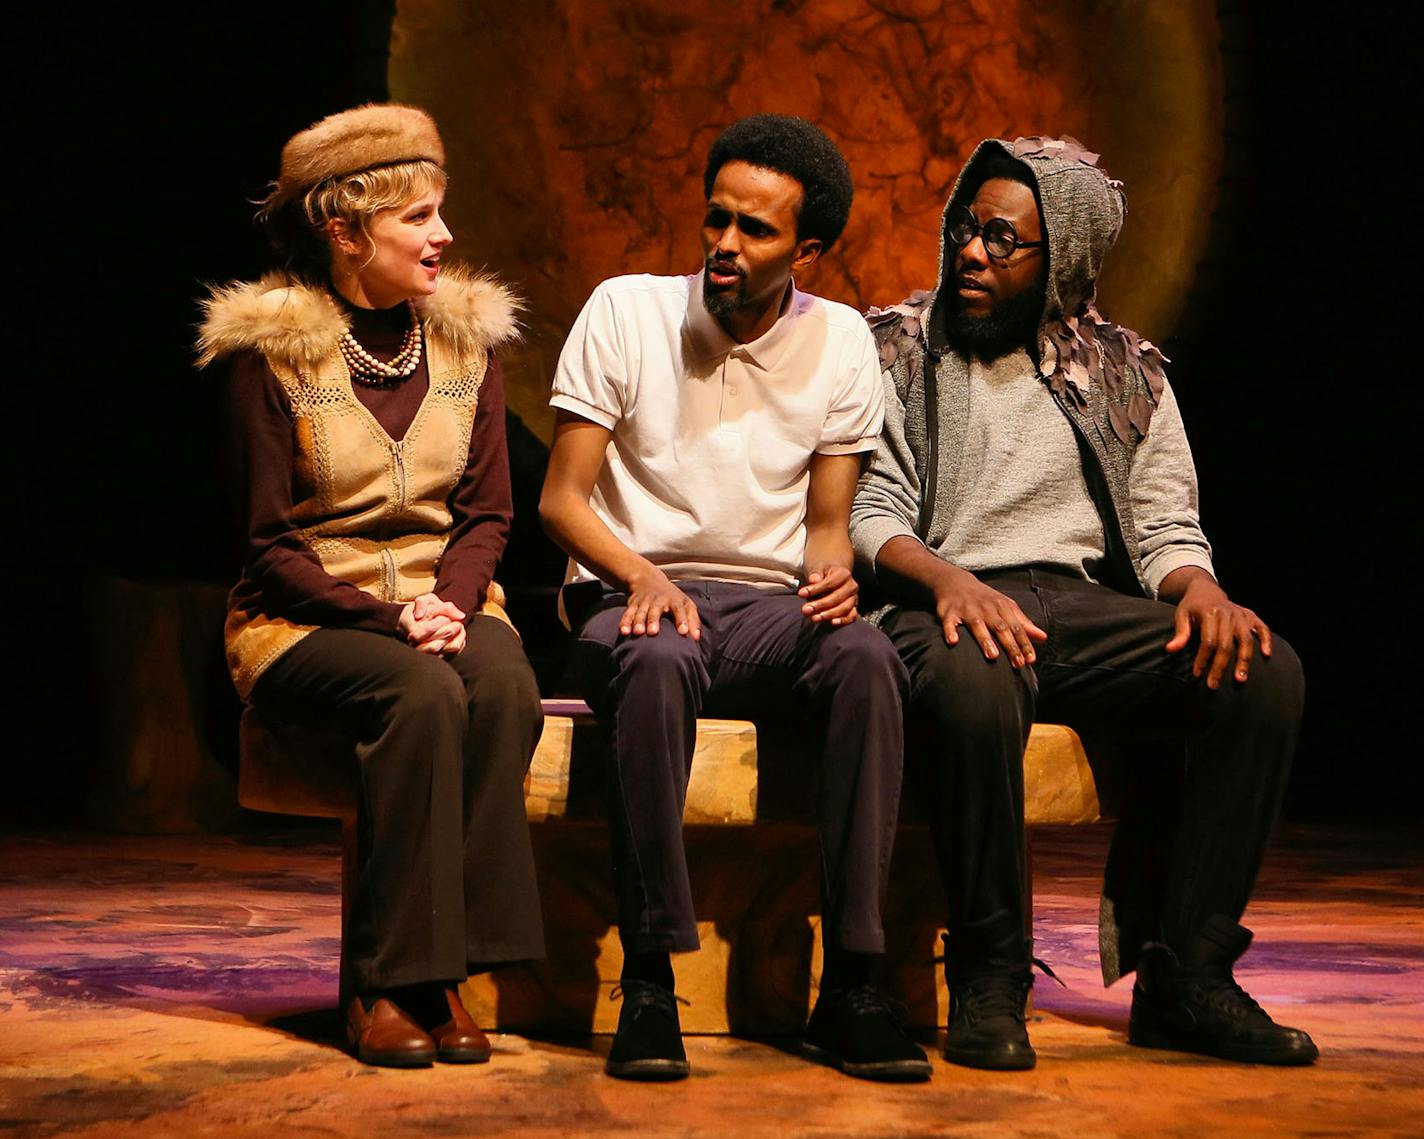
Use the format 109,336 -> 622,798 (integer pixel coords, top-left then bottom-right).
2,823 -> 1420,1138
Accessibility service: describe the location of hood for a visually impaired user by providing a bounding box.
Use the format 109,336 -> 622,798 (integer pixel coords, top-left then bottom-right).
935,136 -> 1125,334
911,136 -> 1165,445
196,263 -> 521,369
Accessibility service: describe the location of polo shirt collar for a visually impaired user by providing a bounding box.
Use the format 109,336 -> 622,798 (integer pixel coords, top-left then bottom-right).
684,271 -> 803,372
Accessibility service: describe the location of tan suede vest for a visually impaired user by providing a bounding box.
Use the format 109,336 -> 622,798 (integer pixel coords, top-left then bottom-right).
225,325 -> 510,697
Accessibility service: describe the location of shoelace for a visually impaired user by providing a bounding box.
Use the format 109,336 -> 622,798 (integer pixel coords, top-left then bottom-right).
1032,955 -> 1065,987
957,973 -> 1032,1020
1199,975 -> 1269,1022
608,982 -> 690,1008
835,985 -> 909,1020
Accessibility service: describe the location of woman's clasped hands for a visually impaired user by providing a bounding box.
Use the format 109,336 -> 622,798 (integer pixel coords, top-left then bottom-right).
398,593 -> 468,656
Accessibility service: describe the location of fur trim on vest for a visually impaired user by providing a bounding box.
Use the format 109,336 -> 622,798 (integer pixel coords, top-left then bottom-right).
196,263 -> 521,370
201,264 -> 521,698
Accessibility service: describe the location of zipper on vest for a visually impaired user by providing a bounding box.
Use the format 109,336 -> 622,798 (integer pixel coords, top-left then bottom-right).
380,548 -> 397,601
918,352 -> 939,541
391,440 -> 408,512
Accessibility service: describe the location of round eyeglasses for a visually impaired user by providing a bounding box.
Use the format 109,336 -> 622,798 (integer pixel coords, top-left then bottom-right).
946,205 -> 1046,259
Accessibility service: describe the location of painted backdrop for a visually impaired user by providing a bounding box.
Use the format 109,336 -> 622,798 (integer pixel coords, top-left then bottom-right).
389,0 -> 1222,439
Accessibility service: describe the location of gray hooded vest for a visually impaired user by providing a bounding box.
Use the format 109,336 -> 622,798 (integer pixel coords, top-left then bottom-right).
851,137 -> 1171,603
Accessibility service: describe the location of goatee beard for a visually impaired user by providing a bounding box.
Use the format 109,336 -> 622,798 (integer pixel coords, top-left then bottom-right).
946,283 -> 1045,361
702,264 -> 746,319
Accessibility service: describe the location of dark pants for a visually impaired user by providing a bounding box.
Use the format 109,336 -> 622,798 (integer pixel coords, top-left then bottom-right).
880,569 -> 1303,959
570,581 -> 909,956
251,615 -> 546,993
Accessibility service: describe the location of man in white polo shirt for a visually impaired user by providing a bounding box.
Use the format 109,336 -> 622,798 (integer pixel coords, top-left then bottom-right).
540,115 -> 929,1083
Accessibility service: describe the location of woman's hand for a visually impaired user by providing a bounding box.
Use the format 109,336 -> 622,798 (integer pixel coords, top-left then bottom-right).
398,593 -> 467,657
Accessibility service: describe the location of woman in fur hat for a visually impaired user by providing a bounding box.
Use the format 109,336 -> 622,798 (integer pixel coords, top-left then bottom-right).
198,104 -> 544,1068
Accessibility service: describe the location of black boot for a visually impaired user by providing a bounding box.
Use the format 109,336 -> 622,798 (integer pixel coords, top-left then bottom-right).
942,910 -> 1037,1071
804,985 -> 932,1082
604,980 -> 690,1080
1129,915 -> 1318,1065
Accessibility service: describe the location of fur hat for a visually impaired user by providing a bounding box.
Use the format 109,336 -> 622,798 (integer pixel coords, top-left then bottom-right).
273,103 -> 444,205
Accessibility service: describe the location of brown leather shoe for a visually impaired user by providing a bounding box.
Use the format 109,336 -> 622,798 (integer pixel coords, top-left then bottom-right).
431,986 -> 492,1063
346,996 -> 436,1068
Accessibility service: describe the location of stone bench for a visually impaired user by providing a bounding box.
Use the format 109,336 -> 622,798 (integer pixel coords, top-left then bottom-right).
240,700 -> 1106,1033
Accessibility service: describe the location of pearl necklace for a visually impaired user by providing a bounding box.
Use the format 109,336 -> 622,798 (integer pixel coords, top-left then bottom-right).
339,301 -> 423,385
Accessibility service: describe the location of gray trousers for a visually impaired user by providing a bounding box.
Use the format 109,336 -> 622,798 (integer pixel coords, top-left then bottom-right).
251,615 -> 546,992
569,581 -> 909,956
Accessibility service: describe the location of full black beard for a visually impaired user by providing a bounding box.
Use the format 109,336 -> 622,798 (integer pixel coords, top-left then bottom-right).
945,282 -> 1046,361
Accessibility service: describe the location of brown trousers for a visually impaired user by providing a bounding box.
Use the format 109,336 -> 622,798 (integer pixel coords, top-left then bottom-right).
251,615 -> 545,992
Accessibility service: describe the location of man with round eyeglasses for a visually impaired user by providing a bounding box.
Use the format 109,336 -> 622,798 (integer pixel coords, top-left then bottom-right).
850,137 -> 1317,1072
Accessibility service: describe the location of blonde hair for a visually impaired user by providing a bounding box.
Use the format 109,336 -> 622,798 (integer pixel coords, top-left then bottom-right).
259,159 -> 447,282
301,160 -> 446,243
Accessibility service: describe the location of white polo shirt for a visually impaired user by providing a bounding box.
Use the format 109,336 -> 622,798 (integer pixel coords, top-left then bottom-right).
550,271 -> 884,590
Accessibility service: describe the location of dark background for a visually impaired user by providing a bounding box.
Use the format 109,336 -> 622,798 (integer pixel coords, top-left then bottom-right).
8,2 -> 1415,825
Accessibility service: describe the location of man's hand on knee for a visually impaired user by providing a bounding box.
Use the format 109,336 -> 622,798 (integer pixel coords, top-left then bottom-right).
933,565 -> 1046,668
620,568 -> 702,640
1163,572 -> 1272,689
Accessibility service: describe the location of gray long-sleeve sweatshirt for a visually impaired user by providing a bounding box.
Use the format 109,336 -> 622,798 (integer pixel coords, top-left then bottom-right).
850,138 -> 1214,601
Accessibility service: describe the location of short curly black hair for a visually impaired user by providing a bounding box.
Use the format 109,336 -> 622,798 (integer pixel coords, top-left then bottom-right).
703,114 -> 854,250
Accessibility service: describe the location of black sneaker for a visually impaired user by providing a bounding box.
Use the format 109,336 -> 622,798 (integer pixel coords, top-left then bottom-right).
1129,936 -> 1319,1066
945,969 -> 1037,1070
803,986 -> 932,1082
604,980 -> 690,1080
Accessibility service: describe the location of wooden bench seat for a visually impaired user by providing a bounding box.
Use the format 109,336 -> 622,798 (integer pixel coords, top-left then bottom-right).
239,699 -> 1105,1032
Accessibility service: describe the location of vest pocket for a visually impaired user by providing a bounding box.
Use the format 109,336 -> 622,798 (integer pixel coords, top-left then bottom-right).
380,547 -> 397,602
